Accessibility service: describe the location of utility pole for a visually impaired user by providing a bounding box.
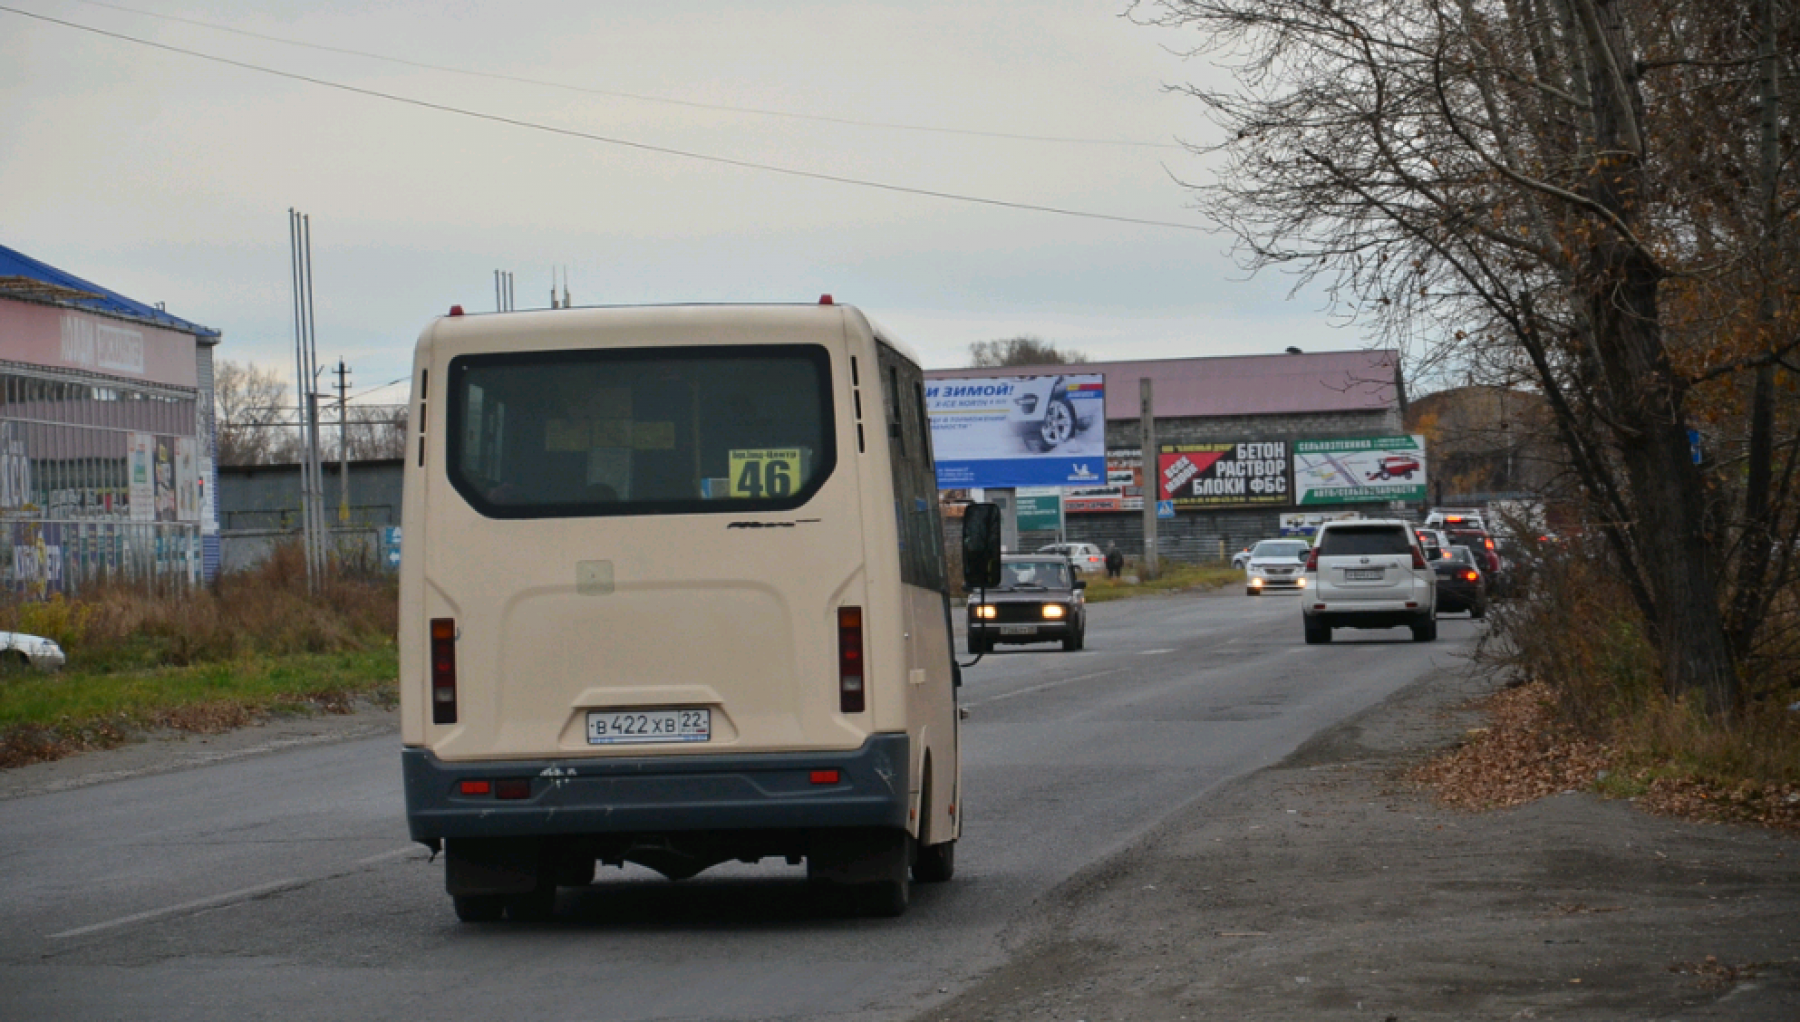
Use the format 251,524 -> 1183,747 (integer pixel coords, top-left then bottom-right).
337,359 -> 351,523
1140,378 -> 1159,579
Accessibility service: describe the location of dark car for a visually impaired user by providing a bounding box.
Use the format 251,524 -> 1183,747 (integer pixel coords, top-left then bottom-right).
1433,545 -> 1488,618
1445,527 -> 1501,575
967,554 -> 1087,653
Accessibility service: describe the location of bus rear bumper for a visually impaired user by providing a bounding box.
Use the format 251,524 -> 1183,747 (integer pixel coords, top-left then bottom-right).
402,733 -> 911,842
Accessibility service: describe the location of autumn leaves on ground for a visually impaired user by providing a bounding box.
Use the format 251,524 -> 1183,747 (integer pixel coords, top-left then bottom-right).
1415,543 -> 1800,835
0,544 -> 397,769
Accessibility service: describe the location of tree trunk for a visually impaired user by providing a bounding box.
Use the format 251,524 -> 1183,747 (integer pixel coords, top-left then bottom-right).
1579,0 -> 1737,714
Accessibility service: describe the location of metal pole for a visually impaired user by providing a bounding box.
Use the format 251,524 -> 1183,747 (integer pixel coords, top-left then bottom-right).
338,359 -> 350,523
288,210 -> 316,590
302,215 -> 326,579
1140,378 -> 1159,579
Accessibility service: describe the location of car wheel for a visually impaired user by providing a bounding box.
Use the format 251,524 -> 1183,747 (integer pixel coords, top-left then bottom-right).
1411,616 -> 1438,642
1036,398 -> 1076,450
1303,617 -> 1331,644
968,633 -> 988,655
1471,597 -> 1487,620
1062,630 -> 1080,651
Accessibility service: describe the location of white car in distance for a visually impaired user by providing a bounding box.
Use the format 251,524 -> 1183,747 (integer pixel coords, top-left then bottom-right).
1243,539 -> 1311,595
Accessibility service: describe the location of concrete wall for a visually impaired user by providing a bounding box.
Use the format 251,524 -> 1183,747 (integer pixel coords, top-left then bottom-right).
218,459 -> 403,531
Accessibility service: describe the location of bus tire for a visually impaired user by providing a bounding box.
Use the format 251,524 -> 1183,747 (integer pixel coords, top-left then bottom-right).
856,875 -> 909,917
914,839 -> 955,883
453,894 -> 507,923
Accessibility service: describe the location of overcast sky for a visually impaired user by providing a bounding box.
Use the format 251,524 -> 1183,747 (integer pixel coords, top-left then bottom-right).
2,0 -> 1367,405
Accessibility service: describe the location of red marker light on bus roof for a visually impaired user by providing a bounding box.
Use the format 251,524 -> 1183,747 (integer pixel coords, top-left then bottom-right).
818,294 -> 834,305
448,305 -> 465,317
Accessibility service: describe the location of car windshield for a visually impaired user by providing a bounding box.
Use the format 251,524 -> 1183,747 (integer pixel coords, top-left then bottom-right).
1448,545 -> 1476,564
1250,541 -> 1309,559
1318,526 -> 1413,556
999,560 -> 1071,589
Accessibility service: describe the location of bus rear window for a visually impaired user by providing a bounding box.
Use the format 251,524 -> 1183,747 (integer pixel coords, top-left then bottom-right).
446,344 -> 835,518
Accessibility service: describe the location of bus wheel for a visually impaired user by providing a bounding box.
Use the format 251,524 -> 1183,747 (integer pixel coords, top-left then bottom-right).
453,894 -> 507,923
914,839 -> 955,883
856,875 -> 909,917
504,883 -> 557,921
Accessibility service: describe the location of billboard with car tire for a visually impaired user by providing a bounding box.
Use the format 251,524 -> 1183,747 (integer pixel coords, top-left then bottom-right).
925,374 -> 1105,488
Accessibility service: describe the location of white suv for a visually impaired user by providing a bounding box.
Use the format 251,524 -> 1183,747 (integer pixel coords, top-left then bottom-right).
1302,519 -> 1437,644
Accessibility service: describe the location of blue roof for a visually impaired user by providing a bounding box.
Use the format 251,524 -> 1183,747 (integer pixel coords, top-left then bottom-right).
0,243 -> 220,339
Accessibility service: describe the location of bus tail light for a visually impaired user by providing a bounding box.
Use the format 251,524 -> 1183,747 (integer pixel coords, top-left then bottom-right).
430,617 -> 458,724
838,607 -> 865,713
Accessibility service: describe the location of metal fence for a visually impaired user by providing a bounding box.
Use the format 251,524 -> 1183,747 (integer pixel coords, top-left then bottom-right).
2,518 -> 201,596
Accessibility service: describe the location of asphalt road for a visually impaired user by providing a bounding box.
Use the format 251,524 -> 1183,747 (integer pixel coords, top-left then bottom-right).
0,588 -> 1482,1021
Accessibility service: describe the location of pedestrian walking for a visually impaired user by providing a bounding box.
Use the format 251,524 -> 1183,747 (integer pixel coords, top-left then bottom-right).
1104,545 -> 1124,579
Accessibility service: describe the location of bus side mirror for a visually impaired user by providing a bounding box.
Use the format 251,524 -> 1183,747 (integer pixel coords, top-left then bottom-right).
963,502 -> 1002,589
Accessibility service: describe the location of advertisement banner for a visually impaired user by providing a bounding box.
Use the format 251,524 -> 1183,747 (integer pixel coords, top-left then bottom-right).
1157,441 -> 1290,507
1015,487 -> 1064,532
175,437 -> 200,522
926,374 -> 1105,488
1066,449 -> 1145,513
1293,435 -> 1429,505
127,433 -> 155,522
0,421 -> 30,512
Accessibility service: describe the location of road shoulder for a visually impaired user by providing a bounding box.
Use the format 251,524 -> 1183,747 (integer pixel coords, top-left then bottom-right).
0,702 -> 398,802
920,663 -> 1800,1021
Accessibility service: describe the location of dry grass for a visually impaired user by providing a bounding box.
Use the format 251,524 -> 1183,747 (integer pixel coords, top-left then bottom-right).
0,543 -> 398,769
0,543 -> 397,671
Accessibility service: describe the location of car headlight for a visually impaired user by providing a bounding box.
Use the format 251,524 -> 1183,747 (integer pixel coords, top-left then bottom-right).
1041,604 -> 1066,620
973,605 -> 996,620
1296,577 -> 1307,587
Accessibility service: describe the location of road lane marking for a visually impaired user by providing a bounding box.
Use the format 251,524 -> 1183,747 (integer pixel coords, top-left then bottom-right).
48,846 -> 425,940
966,668 -> 1125,708
1139,649 -> 1175,655
48,877 -> 307,939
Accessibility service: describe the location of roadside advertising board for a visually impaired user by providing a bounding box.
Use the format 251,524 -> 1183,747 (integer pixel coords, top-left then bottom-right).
1015,487 -> 1064,532
1293,434 -> 1429,505
1157,441 -> 1290,507
1280,512 -> 1362,537
926,374 -> 1106,488
1065,449 -> 1145,513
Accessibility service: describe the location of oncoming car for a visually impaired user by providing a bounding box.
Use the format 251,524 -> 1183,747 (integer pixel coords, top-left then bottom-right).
967,555 -> 1087,652
1243,539 -> 1311,595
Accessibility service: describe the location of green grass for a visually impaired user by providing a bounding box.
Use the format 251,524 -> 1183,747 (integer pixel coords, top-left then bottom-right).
1081,564 -> 1242,603
0,644 -> 397,733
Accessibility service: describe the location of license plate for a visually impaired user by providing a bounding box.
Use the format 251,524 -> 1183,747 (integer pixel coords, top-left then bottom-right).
586,708 -> 711,745
998,625 -> 1037,636
1345,568 -> 1384,581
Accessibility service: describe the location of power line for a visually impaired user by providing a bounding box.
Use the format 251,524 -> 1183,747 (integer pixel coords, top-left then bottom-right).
0,5 -> 1207,234
64,0 -> 1181,151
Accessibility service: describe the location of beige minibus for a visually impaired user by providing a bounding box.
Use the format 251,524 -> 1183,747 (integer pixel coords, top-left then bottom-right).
399,300 -> 981,921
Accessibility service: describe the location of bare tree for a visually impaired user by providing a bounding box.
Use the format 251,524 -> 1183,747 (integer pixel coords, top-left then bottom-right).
968,336 -> 1090,367
1134,0 -> 1800,713
214,360 -> 300,466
